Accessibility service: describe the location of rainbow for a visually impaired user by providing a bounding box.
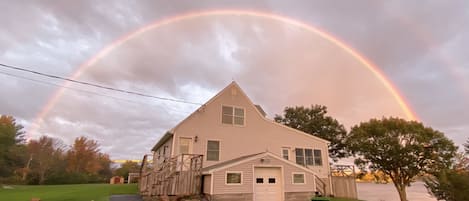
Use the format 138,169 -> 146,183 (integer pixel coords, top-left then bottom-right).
28,9 -> 419,136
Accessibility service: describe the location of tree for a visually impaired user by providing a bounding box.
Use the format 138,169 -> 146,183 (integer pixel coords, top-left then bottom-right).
66,136 -> 102,175
424,153 -> 469,201
27,136 -> 65,184
346,117 -> 456,201
274,105 -> 348,161
0,115 -> 27,181
114,160 -> 140,182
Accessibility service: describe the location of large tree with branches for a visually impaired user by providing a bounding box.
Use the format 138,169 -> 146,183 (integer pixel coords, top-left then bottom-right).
346,117 -> 456,201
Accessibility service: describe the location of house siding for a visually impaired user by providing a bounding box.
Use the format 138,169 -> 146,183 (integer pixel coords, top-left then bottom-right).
172,83 -> 330,178
210,155 -> 316,195
152,137 -> 173,167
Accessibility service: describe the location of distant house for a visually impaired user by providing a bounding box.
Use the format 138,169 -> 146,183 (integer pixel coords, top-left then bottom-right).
110,176 -> 124,184
140,82 -> 332,201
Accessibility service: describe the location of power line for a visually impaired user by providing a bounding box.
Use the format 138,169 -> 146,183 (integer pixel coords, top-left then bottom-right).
0,70 -> 196,115
0,63 -> 202,105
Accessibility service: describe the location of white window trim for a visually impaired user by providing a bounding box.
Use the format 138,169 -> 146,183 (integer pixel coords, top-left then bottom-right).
225,171 -> 243,185
292,172 -> 306,184
221,105 -> 246,127
206,139 -> 221,162
295,147 -> 323,167
281,147 -> 290,161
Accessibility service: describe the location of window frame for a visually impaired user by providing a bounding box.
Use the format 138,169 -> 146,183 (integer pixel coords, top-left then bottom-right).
206,140 -> 220,161
221,105 -> 245,126
292,172 -> 306,184
295,147 -> 323,167
225,171 -> 243,185
281,147 -> 290,160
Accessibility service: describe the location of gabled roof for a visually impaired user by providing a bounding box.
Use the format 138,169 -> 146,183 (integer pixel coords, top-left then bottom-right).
202,151 -> 319,175
151,81 -> 329,151
151,131 -> 173,151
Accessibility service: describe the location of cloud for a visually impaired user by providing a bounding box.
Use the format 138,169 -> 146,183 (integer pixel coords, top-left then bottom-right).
1,0 -> 468,159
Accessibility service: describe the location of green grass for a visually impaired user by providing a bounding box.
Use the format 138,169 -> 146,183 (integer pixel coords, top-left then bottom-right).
0,183 -> 138,201
330,198 -> 364,201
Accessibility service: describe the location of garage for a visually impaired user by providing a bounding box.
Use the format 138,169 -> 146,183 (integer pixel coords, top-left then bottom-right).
254,167 -> 282,201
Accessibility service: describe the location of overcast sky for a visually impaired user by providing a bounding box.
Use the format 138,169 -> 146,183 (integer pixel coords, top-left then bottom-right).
1,1 -> 468,160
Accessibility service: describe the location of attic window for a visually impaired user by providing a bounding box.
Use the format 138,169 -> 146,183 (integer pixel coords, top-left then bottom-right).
222,106 -> 244,126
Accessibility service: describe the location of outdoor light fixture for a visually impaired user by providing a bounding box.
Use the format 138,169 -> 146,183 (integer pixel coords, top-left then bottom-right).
194,136 -> 198,142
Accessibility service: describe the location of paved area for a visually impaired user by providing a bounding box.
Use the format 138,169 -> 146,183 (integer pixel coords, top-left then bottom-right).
110,195 -> 143,201
357,182 -> 436,201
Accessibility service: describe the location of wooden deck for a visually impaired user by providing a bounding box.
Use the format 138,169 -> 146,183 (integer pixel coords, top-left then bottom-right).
139,154 -> 203,197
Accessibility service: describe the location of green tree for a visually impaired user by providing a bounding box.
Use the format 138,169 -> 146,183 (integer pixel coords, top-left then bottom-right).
346,117 -> 456,201
0,115 -> 27,182
274,105 -> 348,161
424,153 -> 469,201
114,160 -> 140,182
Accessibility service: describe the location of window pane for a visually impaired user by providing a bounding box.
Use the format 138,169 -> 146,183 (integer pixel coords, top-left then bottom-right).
314,149 -> 322,166
295,148 -> 305,166
227,173 -> 241,184
207,141 -> 219,150
222,114 -> 233,124
268,178 -> 276,183
234,116 -> 244,125
305,149 -> 314,166
234,108 -> 244,116
256,178 -> 264,183
179,138 -> 191,154
207,141 -> 220,161
222,106 -> 233,115
293,174 -> 305,184
207,151 -> 219,161
282,149 -> 289,160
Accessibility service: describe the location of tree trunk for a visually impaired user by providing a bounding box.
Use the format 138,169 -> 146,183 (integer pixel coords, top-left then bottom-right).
396,184 -> 407,201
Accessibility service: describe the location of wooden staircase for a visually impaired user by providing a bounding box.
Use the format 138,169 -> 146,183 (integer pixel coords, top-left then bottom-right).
139,154 -> 203,198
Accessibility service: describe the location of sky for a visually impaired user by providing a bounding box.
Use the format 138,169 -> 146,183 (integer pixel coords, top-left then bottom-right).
0,1 -> 468,160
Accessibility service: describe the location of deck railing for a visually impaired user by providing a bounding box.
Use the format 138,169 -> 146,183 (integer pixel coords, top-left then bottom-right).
139,154 -> 203,197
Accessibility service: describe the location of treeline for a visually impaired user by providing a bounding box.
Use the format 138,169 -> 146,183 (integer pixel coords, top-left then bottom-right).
0,115 -> 112,184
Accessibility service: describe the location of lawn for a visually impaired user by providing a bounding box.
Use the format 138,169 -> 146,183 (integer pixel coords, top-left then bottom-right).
0,183 -> 138,201
330,198 -> 363,201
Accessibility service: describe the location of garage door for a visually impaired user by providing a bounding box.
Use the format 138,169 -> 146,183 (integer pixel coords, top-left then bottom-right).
254,167 -> 282,201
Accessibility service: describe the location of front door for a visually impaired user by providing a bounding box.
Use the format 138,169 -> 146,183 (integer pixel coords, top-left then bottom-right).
254,167 -> 282,201
179,137 -> 193,171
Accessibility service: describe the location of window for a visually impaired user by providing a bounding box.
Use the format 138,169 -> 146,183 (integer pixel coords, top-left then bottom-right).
222,106 -> 245,126
295,148 -> 305,166
226,172 -> 242,184
256,178 -> 264,183
314,149 -> 322,166
268,178 -> 276,184
292,173 -> 305,184
282,148 -> 290,160
295,148 -> 323,166
305,149 -> 314,166
179,138 -> 191,154
206,140 -> 220,161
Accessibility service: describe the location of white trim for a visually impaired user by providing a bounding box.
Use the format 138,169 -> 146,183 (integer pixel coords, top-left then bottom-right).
292,172 -> 306,184
293,147 -> 324,167
221,104 -> 246,127
205,152 -> 317,176
205,139 -> 221,162
170,132 -> 176,157
225,171 -> 243,185
210,173 -> 214,195
281,147 -> 290,161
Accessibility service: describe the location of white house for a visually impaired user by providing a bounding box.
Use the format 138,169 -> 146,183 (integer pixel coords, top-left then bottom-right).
144,82 -> 332,201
